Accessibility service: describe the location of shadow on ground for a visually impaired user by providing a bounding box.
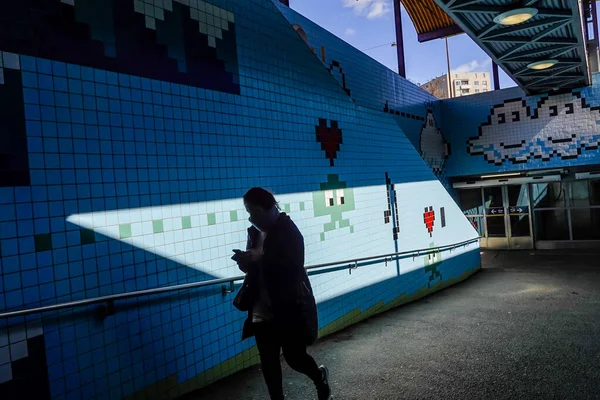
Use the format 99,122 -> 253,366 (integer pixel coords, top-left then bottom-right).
181,250 -> 600,400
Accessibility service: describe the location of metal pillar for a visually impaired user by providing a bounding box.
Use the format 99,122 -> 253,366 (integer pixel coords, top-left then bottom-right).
592,0 -> 599,45
394,0 -> 406,77
584,0 -> 599,73
492,61 -> 500,90
446,38 -> 452,98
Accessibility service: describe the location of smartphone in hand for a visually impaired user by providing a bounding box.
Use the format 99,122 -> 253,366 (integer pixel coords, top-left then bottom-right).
231,249 -> 244,261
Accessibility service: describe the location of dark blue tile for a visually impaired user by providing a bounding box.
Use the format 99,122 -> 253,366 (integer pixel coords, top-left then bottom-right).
5,290 -> 23,308
67,64 -> 81,79
0,221 -> 17,239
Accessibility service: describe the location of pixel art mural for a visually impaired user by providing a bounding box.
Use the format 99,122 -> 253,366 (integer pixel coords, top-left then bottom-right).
423,206 -> 435,237
420,109 -> 450,174
313,174 -> 355,241
315,118 -> 343,166
0,0 -> 483,398
424,243 -> 443,288
384,173 -> 400,241
0,0 -> 240,94
468,91 -> 600,166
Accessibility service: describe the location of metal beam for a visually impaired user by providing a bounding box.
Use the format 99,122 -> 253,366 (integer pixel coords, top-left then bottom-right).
502,44 -> 578,61
521,64 -> 580,76
488,36 -> 576,44
452,6 -> 571,17
476,21 -> 500,39
529,77 -> 584,89
555,76 -> 587,88
418,24 -> 463,42
514,63 -> 579,77
519,74 -> 582,79
504,57 -> 582,64
497,20 -> 573,59
480,17 -> 570,41
431,0 -> 587,95
447,0 -> 483,9
524,65 -> 581,86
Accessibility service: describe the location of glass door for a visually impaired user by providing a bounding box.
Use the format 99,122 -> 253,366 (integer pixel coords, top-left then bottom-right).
484,186 -> 509,249
458,189 -> 485,239
506,184 -> 533,249
458,185 -> 534,250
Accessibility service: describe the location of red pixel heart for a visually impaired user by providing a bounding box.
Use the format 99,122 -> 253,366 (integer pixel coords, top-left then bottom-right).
315,118 -> 343,166
423,206 -> 435,237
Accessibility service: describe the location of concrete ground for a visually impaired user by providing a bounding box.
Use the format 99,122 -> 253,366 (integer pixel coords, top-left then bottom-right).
182,251 -> 600,400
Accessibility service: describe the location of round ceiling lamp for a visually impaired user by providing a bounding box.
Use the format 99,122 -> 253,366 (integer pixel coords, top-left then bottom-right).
493,7 -> 538,25
527,60 -> 558,70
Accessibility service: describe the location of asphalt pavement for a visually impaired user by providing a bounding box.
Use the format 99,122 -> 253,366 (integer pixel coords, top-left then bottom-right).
181,250 -> 600,400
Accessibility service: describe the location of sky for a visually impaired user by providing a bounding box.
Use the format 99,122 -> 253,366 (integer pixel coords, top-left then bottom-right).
288,0 -> 518,89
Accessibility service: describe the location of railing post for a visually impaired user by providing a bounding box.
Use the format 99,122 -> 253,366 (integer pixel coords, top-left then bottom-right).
221,281 -> 235,295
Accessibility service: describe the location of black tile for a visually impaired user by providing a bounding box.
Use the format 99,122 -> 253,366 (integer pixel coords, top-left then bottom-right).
34,234 -> 52,252
80,228 -> 96,245
0,69 -> 29,187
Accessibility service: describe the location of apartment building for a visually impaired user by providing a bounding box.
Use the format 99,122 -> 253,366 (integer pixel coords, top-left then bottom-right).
421,72 -> 492,99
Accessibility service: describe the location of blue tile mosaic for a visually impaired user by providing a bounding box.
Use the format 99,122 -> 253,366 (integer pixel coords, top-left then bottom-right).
0,0 -> 481,399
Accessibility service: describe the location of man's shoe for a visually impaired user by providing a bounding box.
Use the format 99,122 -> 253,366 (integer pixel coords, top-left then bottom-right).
317,365 -> 331,400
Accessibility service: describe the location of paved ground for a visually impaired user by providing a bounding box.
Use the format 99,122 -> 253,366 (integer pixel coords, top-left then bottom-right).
182,251 -> 600,400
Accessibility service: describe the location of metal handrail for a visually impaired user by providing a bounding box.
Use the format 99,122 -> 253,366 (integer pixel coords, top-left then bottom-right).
0,238 -> 479,319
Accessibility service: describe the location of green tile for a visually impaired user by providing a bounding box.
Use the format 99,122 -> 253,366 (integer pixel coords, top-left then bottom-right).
80,229 -> 95,245
182,216 -> 192,229
324,221 -> 336,232
207,213 -> 216,225
152,220 -> 164,233
119,224 -> 132,239
284,204 -> 291,213
230,210 -> 238,222
300,202 -> 305,211
34,233 -> 52,252
320,174 -> 347,190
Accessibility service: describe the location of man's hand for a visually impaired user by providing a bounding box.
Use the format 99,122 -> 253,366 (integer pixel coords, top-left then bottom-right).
232,249 -> 262,273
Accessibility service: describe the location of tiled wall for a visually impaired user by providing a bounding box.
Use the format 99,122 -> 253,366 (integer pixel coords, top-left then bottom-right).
0,0 -> 480,399
442,77 -> 600,177
275,4 -> 452,184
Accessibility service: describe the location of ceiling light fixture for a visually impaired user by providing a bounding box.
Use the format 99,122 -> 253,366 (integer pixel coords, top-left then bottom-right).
527,59 -> 558,70
480,172 -> 522,179
493,7 -> 538,26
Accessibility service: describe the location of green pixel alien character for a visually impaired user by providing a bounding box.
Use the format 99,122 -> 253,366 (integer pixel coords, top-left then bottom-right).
313,174 -> 355,241
424,242 -> 443,288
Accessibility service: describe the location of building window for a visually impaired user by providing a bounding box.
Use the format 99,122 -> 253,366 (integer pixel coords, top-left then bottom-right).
455,81 -> 460,86
483,81 -> 488,86
475,89 -> 480,93
474,81 -> 479,85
